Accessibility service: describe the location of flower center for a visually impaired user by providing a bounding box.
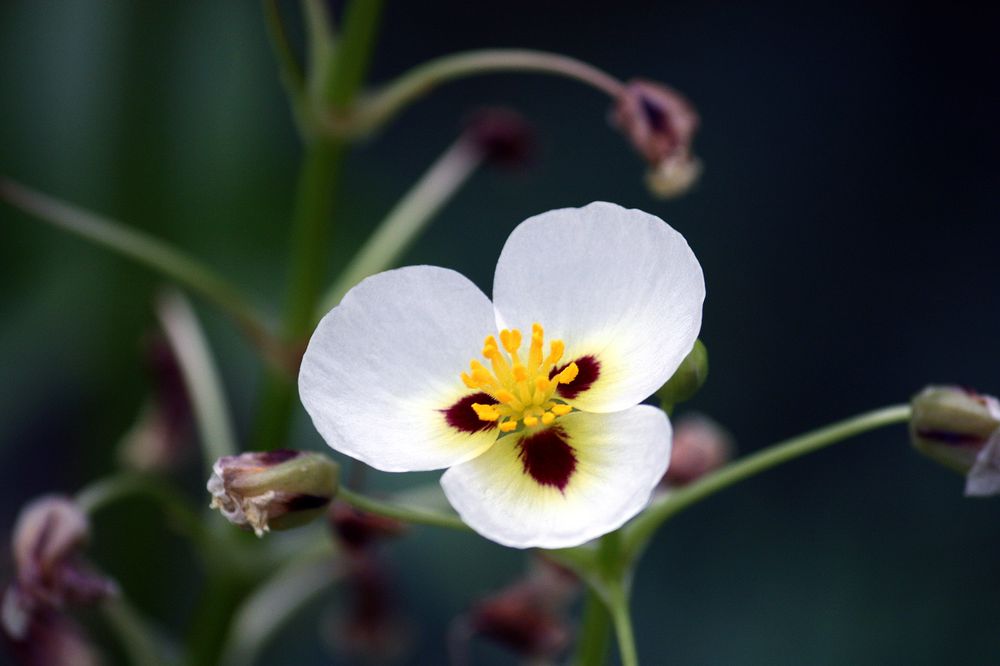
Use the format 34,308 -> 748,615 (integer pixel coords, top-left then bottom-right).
460,323 -> 579,433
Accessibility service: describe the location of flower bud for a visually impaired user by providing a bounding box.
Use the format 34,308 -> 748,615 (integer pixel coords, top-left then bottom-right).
208,450 -> 340,536
662,414 -> 734,487
910,385 -> 1000,496
611,79 -> 701,198
656,339 -> 709,408
328,501 -> 406,554
465,107 -> 535,169
2,609 -> 103,666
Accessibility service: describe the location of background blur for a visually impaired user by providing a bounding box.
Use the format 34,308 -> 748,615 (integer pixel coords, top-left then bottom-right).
1,1 -> 998,664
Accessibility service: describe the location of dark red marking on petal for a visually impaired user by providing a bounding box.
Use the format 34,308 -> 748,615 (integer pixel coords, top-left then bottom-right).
442,392 -> 499,434
258,449 -> 301,465
517,427 -> 577,491
550,355 -> 601,400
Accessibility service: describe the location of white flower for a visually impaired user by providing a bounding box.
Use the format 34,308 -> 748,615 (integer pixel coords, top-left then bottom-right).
299,202 -> 705,548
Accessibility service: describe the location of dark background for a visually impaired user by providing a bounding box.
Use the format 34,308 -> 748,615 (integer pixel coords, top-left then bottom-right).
1,1 -> 998,664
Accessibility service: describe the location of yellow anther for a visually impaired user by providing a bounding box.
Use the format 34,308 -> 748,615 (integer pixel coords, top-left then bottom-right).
546,340 -> 565,365
458,326 -> 581,432
553,362 -> 579,385
471,403 -> 500,421
495,389 -> 518,404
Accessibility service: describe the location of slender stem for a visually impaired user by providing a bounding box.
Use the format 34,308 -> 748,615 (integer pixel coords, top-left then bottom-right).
337,486 -> 471,532
220,550 -> 339,666
573,588 -> 613,666
624,404 -> 912,560
0,178 -> 287,372
253,0 -> 384,449
607,586 -> 639,666
157,290 -> 239,474
262,0 -> 308,134
101,598 -> 173,666
324,0 -> 385,107
337,49 -> 626,137
318,134 -> 484,313
302,0 -> 335,107
75,473 -> 210,555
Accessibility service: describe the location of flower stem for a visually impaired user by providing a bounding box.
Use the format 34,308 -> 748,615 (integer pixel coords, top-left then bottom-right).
573,588 -> 613,666
156,290 -> 239,475
607,585 -> 639,666
337,486 -> 471,532
262,0 -> 307,131
337,49 -> 626,137
318,133 -> 484,313
0,178 -> 284,369
101,598 -> 173,666
252,0 -> 384,450
623,404 -> 912,560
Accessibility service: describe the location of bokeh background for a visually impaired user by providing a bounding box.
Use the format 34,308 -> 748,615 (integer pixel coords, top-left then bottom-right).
1,1 -> 998,664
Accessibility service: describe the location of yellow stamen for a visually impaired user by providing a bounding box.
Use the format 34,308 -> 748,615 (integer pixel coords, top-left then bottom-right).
551,404 -> 573,416
499,421 -> 519,432
471,403 -> 500,421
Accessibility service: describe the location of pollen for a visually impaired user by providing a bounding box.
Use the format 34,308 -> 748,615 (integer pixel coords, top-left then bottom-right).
461,323 -> 577,432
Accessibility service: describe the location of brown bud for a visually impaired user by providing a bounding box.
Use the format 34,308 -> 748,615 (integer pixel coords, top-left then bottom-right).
612,79 -> 702,198
465,107 -> 535,169
208,450 -> 340,536
663,414 -> 734,487
328,501 -> 406,553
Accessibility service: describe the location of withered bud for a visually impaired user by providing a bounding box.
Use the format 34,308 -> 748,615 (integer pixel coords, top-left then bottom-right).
465,107 -> 535,169
328,501 -> 406,553
2,609 -> 103,666
910,385 -> 1000,496
456,559 -> 578,662
662,414 -> 734,487
118,334 -> 192,472
208,450 -> 340,536
612,79 -> 702,198
3,497 -> 116,640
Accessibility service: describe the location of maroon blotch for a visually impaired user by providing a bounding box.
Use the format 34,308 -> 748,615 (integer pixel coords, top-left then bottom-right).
443,392 -> 498,434
550,355 -> 601,400
517,427 -> 577,491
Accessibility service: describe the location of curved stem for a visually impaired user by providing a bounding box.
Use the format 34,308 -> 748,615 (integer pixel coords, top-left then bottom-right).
573,588 -> 613,666
607,585 -> 638,666
337,49 -> 626,137
624,404 -> 912,560
318,133 -> 484,313
337,486 -> 471,532
157,290 -> 239,474
0,178 -> 288,372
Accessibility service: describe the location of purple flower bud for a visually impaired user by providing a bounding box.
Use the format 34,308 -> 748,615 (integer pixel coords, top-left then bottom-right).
611,79 -> 702,198
465,107 -> 535,169
2,496 -> 116,642
662,414 -> 734,487
328,501 -> 406,554
207,450 -> 340,536
910,385 -> 1000,496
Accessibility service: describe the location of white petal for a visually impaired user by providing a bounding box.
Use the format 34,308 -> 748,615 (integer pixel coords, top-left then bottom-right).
440,406 -> 671,549
299,266 -> 500,472
492,202 -> 705,412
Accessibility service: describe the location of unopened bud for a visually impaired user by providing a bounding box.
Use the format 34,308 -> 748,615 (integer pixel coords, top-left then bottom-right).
465,107 -> 535,169
208,450 -> 340,536
910,385 -> 1000,496
612,79 -> 701,198
663,414 -> 734,487
329,501 -> 405,553
657,339 -> 709,408
4,496 -> 116,640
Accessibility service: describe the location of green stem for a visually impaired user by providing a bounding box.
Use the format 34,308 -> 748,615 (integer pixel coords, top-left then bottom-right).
0,178 -> 285,369
262,0 -> 307,133
318,133 -> 484,313
337,486 -> 471,532
623,404 -> 912,561
253,0 -> 384,449
573,588 -> 613,666
156,290 -> 238,474
76,474 -> 205,545
101,598 -> 173,666
336,49 -> 626,137
607,585 -> 638,666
